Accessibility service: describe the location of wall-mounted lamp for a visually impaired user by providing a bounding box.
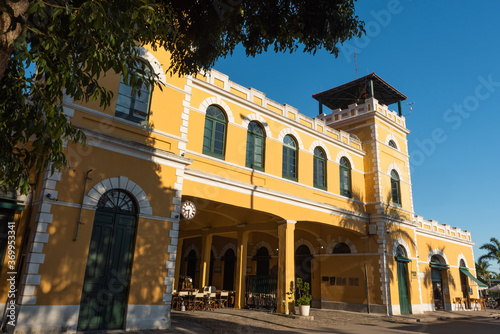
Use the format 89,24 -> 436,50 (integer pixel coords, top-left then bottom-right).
46,193 -> 58,201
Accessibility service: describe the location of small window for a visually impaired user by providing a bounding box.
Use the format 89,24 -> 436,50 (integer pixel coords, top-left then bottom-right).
115,63 -> 152,125
391,170 -> 401,207
339,157 -> 351,198
332,242 -> 351,254
313,147 -> 327,190
203,105 -> 227,159
246,121 -> 265,171
282,135 -> 297,181
388,140 -> 398,149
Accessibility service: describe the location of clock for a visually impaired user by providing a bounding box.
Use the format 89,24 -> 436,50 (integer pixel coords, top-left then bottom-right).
181,200 -> 196,219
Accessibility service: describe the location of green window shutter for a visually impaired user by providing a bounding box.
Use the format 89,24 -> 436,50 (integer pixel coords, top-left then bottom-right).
202,106 -> 227,159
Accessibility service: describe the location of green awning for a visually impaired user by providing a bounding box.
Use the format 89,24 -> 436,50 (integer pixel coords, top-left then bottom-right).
395,256 -> 412,263
430,261 -> 450,269
0,200 -> 24,211
460,268 -> 488,288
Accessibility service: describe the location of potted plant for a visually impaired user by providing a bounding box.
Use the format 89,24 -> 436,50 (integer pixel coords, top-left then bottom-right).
295,278 -> 312,316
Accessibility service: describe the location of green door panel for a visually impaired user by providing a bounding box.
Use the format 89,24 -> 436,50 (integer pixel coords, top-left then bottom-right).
397,261 -> 411,314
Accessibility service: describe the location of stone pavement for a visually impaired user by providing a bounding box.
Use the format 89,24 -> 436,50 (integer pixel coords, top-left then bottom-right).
166,308 -> 500,334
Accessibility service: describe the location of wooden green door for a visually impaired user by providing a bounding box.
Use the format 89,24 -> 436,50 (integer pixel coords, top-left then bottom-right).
78,190 -> 137,331
397,260 -> 411,314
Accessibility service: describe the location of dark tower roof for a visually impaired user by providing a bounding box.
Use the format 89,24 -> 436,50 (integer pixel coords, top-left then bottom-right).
312,73 -> 407,111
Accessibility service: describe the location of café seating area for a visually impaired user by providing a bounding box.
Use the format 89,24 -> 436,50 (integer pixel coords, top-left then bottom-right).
453,297 -> 487,311
172,286 -> 235,311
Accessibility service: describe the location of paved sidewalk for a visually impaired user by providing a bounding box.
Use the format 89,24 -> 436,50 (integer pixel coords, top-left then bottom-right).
166,308 -> 500,334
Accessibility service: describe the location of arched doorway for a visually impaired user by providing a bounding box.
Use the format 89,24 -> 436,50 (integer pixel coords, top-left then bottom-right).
295,245 -> 312,296
255,247 -> 270,276
208,250 -> 215,287
395,245 -> 411,314
186,249 -> 197,287
78,189 -> 138,331
223,248 -> 236,291
459,259 -> 470,308
430,255 -> 448,310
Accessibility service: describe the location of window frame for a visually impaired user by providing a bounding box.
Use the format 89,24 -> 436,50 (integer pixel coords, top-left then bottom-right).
245,121 -> 265,171
388,140 -> 398,149
339,157 -> 352,198
282,135 -> 298,181
391,169 -> 402,207
202,105 -> 227,159
115,62 -> 153,125
313,147 -> 327,190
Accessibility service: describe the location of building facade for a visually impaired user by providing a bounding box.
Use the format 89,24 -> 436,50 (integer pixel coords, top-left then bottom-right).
0,46 -> 484,332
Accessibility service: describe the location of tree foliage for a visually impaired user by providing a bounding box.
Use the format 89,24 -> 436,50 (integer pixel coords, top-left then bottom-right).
0,0 -> 364,194
479,237 -> 500,265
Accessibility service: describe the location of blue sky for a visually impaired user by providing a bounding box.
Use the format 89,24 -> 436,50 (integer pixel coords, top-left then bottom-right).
213,1 -> 500,273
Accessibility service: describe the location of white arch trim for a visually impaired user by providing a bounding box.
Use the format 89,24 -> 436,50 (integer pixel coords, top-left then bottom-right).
138,47 -> 167,86
387,162 -> 404,182
335,151 -> 355,170
251,241 -> 275,257
392,237 -> 411,257
199,97 -> 235,123
385,134 -> 399,150
294,238 -> 316,255
242,113 -> 273,138
83,176 -> 152,215
278,128 -> 304,150
220,242 -> 237,258
185,244 -> 200,259
457,253 -> 469,268
427,249 -> 449,265
309,140 -> 332,161
326,236 -> 357,254
211,245 -> 218,258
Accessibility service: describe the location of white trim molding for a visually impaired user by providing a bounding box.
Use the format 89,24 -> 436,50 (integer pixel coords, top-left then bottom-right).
241,113 -> 273,138
198,96 -> 235,123
457,253 -> 468,268
384,134 -> 399,150
326,236 -> 358,254
251,241 -> 275,257
138,47 -> 167,86
392,237 -> 411,258
427,249 -> 449,264
309,140 -> 332,161
83,176 -> 153,216
220,242 -> 237,257
184,244 -> 200,258
387,162 -> 403,182
294,238 -> 316,255
335,151 -> 355,170
278,128 -> 304,150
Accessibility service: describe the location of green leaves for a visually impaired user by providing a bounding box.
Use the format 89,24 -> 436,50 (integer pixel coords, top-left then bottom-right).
1,0 -> 364,194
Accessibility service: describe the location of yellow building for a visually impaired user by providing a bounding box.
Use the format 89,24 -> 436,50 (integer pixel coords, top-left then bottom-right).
0,47 -> 486,332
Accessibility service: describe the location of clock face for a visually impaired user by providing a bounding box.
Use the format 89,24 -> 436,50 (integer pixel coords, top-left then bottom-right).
181,201 -> 196,220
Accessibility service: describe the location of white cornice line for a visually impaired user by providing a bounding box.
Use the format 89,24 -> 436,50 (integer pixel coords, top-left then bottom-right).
184,168 -> 370,222
415,231 -> 475,246
62,100 -> 188,143
191,79 -> 365,156
185,149 -> 366,204
81,128 -> 192,169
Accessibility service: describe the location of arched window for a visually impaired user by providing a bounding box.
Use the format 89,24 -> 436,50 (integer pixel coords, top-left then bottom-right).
115,62 -> 152,125
313,147 -> 326,189
282,135 -> 297,181
246,121 -> 265,171
97,189 -> 137,213
339,157 -> 351,197
388,140 -> 398,149
332,242 -> 351,254
203,105 -> 227,159
396,245 -> 407,258
391,170 -> 401,207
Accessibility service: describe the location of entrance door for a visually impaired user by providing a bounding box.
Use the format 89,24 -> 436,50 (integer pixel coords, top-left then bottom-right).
396,246 -> 411,314
78,190 -> 137,331
397,261 -> 411,314
295,245 -> 312,297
